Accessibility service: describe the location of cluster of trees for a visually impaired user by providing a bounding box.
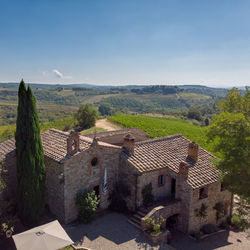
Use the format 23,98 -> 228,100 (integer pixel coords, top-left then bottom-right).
207,88 -> 250,204
74,104 -> 98,130
98,103 -> 115,116
186,101 -> 220,125
131,85 -> 182,95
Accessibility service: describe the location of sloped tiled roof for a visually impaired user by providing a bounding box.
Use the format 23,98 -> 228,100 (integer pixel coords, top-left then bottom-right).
41,129 -> 92,162
0,138 -> 15,158
124,134 -> 219,189
0,129 -> 120,163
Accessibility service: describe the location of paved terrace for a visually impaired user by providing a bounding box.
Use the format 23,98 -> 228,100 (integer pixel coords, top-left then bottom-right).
63,212 -> 250,250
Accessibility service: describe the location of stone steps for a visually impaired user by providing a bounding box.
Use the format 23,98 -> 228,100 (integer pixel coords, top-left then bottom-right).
128,217 -> 141,229
128,207 -> 149,230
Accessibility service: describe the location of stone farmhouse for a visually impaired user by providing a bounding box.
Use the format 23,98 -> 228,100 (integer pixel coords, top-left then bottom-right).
0,128 -> 232,234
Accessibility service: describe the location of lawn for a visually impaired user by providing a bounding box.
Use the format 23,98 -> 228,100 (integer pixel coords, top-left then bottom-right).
81,126 -> 107,135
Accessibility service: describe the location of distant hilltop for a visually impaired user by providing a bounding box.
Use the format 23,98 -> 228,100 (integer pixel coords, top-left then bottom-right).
0,82 -> 248,91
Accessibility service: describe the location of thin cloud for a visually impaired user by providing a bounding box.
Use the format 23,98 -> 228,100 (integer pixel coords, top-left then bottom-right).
52,69 -> 72,79
53,69 -> 63,78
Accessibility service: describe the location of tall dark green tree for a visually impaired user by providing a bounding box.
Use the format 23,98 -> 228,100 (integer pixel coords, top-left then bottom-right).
15,80 -> 46,225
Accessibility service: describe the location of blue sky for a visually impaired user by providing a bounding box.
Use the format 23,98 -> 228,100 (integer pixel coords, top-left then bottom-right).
1,0 -> 250,87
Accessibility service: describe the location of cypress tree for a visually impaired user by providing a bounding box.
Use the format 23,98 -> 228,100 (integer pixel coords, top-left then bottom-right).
15,80 -> 27,221
15,81 -> 46,225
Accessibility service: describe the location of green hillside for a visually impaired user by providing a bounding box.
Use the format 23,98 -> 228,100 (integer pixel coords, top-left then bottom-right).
0,117 -> 75,142
108,114 -> 212,152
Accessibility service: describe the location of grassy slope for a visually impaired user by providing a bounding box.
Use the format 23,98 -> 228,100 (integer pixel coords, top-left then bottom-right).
0,117 -> 107,142
0,117 -> 76,142
81,127 -> 107,135
108,114 -> 212,151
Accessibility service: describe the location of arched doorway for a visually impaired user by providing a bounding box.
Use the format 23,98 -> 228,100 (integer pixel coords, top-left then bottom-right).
166,214 -> 179,230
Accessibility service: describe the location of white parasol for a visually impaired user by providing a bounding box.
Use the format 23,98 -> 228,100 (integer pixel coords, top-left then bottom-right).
12,220 -> 73,250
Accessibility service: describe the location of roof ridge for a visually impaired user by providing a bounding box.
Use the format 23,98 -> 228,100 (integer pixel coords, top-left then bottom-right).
48,128 -> 69,136
79,135 -> 93,144
135,134 -> 182,146
85,128 -> 147,138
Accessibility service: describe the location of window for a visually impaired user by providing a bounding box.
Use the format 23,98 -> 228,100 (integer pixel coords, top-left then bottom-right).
199,187 -> 208,199
91,157 -> 98,166
221,183 -> 226,192
158,175 -> 164,186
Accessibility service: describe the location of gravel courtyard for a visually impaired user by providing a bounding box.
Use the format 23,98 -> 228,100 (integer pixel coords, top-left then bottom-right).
63,212 -> 250,250
64,212 -> 173,250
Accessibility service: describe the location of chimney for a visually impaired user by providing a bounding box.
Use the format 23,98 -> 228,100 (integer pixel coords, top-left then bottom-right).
67,131 -> 80,155
122,134 -> 135,156
91,136 -> 99,147
188,141 -> 199,161
179,161 -> 189,178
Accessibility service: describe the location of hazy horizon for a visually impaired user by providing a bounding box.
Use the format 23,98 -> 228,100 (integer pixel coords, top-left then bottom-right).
1,81 -> 248,89
1,1 -> 250,87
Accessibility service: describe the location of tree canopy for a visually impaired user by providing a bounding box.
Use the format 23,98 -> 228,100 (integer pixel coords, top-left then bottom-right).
75,104 -> 98,129
207,88 -> 250,203
15,80 -> 46,225
98,103 -> 114,116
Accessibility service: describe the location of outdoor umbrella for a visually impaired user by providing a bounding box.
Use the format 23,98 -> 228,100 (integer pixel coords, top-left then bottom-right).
12,220 -> 73,250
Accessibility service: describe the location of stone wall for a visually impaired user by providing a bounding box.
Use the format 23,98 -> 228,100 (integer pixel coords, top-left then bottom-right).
188,181 -> 232,233
44,156 -> 65,222
0,152 -> 67,223
119,155 -> 139,211
175,174 -> 193,232
137,168 -> 179,207
141,201 -> 182,231
63,144 -> 121,223
1,152 -> 17,200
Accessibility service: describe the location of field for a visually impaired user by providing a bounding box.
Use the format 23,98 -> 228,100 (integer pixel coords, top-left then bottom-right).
0,117 -> 76,142
0,84 -> 228,126
108,114 -> 212,152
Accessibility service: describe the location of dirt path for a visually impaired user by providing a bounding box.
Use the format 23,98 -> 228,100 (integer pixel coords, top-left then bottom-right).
96,118 -> 122,131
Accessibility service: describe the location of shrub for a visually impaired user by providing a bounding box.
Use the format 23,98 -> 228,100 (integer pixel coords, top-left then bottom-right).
145,216 -> 165,236
213,202 -> 228,221
204,118 -> 210,126
142,183 -> 154,207
231,214 -> 250,231
193,230 -> 204,241
195,203 -> 208,219
201,224 -> 219,234
187,108 -> 202,121
220,221 -> 230,230
75,190 -> 99,223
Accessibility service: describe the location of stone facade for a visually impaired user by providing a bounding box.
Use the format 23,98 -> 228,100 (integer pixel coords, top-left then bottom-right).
188,181 -> 232,233
0,128 -> 232,234
119,155 -> 138,211
44,156 -> 65,222
63,143 -> 121,223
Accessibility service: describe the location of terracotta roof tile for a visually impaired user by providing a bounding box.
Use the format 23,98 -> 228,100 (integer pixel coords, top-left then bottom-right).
0,138 -> 15,158
0,129 -> 121,163
0,129 -> 91,163
125,134 -> 219,189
